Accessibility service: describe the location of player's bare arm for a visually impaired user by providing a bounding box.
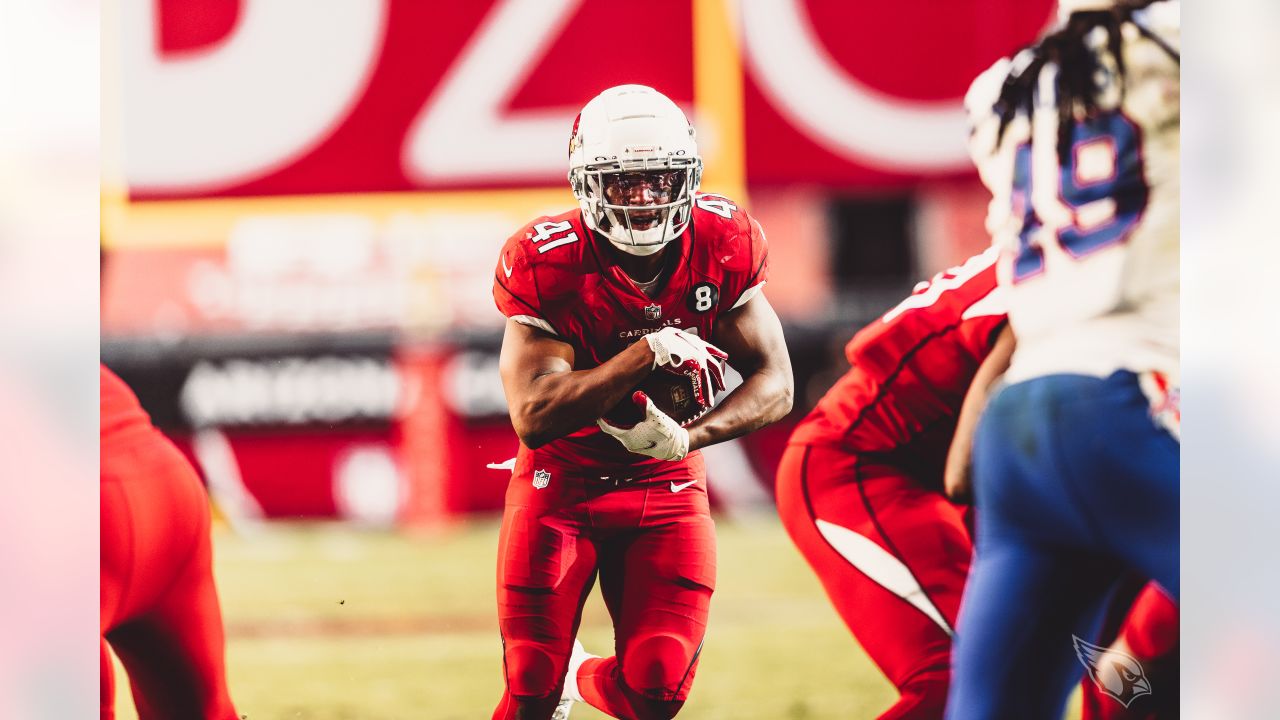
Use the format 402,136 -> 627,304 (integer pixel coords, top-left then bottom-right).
685,293 -> 793,452
944,323 -> 1015,502
498,318 -> 657,449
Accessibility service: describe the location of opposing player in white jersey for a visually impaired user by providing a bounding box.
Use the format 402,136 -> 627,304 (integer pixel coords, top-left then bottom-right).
946,1 -> 1180,717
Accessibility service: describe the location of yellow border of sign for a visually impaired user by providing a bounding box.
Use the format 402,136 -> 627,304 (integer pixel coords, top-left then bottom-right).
101,0 -> 749,251
100,188 -> 574,250
693,0 -> 747,203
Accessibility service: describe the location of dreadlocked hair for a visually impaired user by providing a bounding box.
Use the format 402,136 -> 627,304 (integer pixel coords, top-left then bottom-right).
994,0 -> 1162,162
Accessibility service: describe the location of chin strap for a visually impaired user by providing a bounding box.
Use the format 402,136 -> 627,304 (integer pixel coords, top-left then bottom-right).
607,237 -> 668,257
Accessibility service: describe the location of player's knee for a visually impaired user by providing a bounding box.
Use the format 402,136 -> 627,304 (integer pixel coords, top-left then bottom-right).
622,633 -> 696,701
503,642 -> 561,698
506,694 -> 560,720
632,699 -> 685,720
893,668 -> 949,718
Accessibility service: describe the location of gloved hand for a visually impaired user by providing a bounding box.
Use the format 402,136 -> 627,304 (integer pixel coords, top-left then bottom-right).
597,391 -> 690,461
644,327 -> 728,406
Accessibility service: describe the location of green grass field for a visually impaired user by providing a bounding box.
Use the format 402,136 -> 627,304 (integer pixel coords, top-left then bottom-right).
112,515 -> 1081,719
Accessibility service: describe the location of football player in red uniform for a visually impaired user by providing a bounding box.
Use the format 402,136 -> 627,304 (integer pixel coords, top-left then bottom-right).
100,365 -> 238,719
490,85 -> 793,720
775,249 -> 1012,720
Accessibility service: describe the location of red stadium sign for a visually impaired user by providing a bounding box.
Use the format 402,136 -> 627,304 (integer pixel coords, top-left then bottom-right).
115,0 -> 1052,198
120,0 -> 695,198
740,0 -> 1054,185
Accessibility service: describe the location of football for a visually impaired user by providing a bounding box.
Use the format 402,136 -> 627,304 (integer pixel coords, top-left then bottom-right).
601,369 -> 710,427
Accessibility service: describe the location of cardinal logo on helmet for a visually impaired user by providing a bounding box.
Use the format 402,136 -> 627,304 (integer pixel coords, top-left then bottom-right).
1073,635 -> 1152,707
568,113 -> 582,157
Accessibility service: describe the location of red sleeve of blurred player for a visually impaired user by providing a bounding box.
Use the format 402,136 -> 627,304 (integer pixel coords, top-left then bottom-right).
846,247 -> 1005,371
100,364 -> 152,440
1121,583 -> 1179,660
791,248 -> 1007,453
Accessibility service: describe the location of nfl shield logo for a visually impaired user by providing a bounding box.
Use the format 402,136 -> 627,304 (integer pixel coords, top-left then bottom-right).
669,384 -> 690,412
532,469 -> 551,489
644,304 -> 662,321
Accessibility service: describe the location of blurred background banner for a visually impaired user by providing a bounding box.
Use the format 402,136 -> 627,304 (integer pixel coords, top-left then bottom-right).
100,0 -> 1054,527
110,0 -> 1052,198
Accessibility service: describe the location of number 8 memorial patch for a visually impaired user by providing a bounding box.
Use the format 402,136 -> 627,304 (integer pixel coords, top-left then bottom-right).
687,282 -> 719,314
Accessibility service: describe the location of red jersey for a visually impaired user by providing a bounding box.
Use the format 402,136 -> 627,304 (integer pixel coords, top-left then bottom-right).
790,248 -> 1007,459
101,364 -> 153,442
493,194 -> 768,473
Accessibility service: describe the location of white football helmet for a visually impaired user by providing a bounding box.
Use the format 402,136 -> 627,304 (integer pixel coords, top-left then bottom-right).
568,85 -> 703,256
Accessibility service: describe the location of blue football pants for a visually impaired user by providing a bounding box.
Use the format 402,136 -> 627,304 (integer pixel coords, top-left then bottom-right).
946,371 -> 1178,719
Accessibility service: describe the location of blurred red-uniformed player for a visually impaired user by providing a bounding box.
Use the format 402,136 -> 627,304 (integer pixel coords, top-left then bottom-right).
776,249 -> 1012,720
491,85 -> 793,720
777,249 -> 1179,720
100,364 -> 237,719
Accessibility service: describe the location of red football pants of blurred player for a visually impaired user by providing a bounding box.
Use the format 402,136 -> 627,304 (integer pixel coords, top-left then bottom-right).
1081,581 -> 1179,719
776,443 -> 972,720
492,456 -> 715,720
101,425 -> 237,720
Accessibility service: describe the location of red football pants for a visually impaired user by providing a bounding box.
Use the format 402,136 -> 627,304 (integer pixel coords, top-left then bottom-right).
776,443 -> 972,720
101,427 -> 237,720
492,456 -> 715,720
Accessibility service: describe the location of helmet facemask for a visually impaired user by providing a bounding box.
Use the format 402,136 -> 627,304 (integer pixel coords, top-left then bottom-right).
567,85 -> 704,255
572,156 -> 703,256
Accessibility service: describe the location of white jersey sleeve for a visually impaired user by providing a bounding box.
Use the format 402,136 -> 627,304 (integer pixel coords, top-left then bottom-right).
966,1 -> 1180,383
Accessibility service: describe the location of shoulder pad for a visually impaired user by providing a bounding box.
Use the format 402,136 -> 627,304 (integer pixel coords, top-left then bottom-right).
690,193 -> 769,307
493,210 -> 590,331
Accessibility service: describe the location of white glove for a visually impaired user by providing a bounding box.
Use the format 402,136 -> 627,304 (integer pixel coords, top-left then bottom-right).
644,327 -> 728,407
597,392 -> 690,461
